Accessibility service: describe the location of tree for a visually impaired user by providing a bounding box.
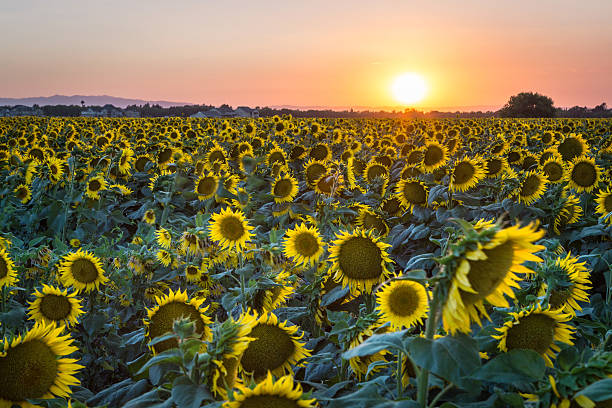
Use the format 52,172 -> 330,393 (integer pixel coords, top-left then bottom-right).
498,92 -> 556,118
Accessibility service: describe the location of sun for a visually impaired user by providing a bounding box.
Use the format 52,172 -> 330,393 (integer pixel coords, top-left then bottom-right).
391,73 -> 428,105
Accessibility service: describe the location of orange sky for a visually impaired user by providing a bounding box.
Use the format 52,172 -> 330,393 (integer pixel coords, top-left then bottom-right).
1,1 -> 611,110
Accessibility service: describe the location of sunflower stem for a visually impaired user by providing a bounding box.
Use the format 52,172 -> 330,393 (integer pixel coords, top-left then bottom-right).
61,152 -> 77,244
428,382 -> 454,408
160,172 -> 178,227
417,285 -> 442,407
396,350 -> 403,398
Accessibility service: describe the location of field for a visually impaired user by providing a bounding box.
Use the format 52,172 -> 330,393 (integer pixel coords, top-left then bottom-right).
0,116 -> 611,408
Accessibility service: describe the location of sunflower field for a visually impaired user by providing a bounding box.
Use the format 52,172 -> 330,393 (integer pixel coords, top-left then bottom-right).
1,116 -> 612,408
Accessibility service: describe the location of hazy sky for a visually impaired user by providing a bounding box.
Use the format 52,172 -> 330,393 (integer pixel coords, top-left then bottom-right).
1,0 -> 611,110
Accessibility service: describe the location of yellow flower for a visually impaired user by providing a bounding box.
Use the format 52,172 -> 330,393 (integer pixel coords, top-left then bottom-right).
209,207 -> 254,252
223,372 -> 316,408
27,284 -> 84,328
0,248 -> 18,289
282,223 -> 325,268
58,248 -> 109,293
155,228 -> 172,249
376,278 -> 429,330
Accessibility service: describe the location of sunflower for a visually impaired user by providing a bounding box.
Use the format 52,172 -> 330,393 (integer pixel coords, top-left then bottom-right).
251,270 -> 296,314
155,228 -> 172,249
0,322 -> 83,408
442,222 -> 545,334
283,223 -> 325,268
143,209 -> 156,225
517,170 -> 548,205
309,143 -> 331,161
144,288 -> 212,354
421,141 -> 448,172
363,162 -> 389,183
118,148 -> 134,175
47,157 -> 65,184
183,263 -> 202,282
156,249 -> 172,267
544,253 -> 591,316
195,171 -> 219,201
85,174 -> 107,199
180,231 -> 200,255
239,312 -> 310,379
209,313 -> 257,400
266,146 -> 287,167
328,229 -> 392,295
156,146 -> 174,167
0,248 -> 18,289
485,157 -> 508,178
272,172 -> 299,204
449,157 -> 486,192
303,159 -> 327,187
395,178 -> 428,213
28,284 -> 84,327
348,321 -> 390,378
209,207 -> 254,252
566,156 -> 601,193
314,172 -> 344,196
553,194 -> 583,234
542,158 -> 566,184
493,304 -> 575,367
223,372 -> 316,408
595,187 -> 612,225
134,154 -> 152,173
58,248 -> 108,293
355,207 -> 389,237
376,278 -> 429,330
14,183 -> 31,204
557,134 -> 588,162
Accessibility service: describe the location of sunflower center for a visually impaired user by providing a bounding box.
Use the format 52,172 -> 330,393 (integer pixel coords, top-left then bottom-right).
338,236 -> 383,280
16,187 -> 28,200
135,157 -> 149,172
149,301 -> 205,352
460,240 -> 514,305
0,257 -> 7,278
388,284 -> 420,317
39,294 -> 72,321
558,138 -> 583,161
70,258 -> 99,283
486,159 -> 502,176
571,162 -> 596,187
269,152 -> 285,165
240,395 -> 301,408
310,145 -> 328,160
158,148 -> 173,163
548,288 -> 572,309
604,195 -> 612,212
366,164 -> 387,181
402,182 -> 427,204
306,163 -> 326,184
89,180 -> 102,191
504,313 -> 555,354
407,151 -> 423,165
186,266 -> 199,275
219,216 -> 246,241
292,232 -> 320,257
507,151 -> 521,163
423,146 -> 443,166
274,179 -> 293,197
241,324 -> 296,376
197,177 -> 217,196
453,162 -> 475,185
0,339 -> 58,401
361,213 -> 387,236
520,175 -> 542,197
543,162 -> 563,182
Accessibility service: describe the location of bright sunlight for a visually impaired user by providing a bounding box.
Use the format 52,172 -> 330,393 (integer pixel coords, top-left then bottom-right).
391,73 -> 428,105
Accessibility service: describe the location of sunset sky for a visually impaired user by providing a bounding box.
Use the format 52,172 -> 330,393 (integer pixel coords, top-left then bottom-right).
1,0 -> 611,110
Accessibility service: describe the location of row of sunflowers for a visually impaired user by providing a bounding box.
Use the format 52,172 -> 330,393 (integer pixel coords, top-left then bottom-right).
0,115 -> 611,407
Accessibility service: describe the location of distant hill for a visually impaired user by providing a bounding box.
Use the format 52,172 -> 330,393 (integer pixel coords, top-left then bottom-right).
0,95 -> 190,108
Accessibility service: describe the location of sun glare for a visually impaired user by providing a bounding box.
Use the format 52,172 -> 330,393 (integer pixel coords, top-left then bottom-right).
391,73 -> 428,105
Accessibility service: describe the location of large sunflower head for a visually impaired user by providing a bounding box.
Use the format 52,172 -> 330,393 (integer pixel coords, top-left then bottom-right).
195,171 -> 220,201
0,248 -> 18,289
557,134 -> 588,162
28,284 -> 84,328
485,157 -> 508,179
144,288 -> 212,354
442,222 -> 545,334
595,187 -> 612,225
209,207 -> 254,252
566,156 -> 601,193
309,143 -> 331,162
239,312 -> 310,380
376,278 -> 429,330
395,178 -> 428,213
58,248 -> 108,293
223,372 -> 316,408
272,172 -> 299,204
328,229 -> 392,295
492,304 -> 575,367
0,322 -> 83,407
283,223 -> 325,268
421,140 -> 449,172
267,146 -> 287,167
517,170 -> 548,205
450,157 -> 486,192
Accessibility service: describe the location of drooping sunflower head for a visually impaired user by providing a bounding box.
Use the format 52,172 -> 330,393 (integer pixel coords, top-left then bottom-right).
517,170 -> 548,205
492,304 -> 575,367
376,278 -> 429,330
250,270 -> 296,314
283,223 -> 325,268
450,157 -> 486,192
267,146 -> 287,167
28,284 -> 84,328
442,222 -> 546,334
0,322 -> 83,407
271,172 -> 299,204
58,248 -> 108,293
395,178 -> 428,213
223,372 -> 316,408
143,209 -> 156,225
47,157 -> 65,183
0,248 -> 18,289
194,171 -> 219,201
542,253 -> 591,316
239,312 -> 310,380
566,156 -> 601,193
209,207 -> 254,252
328,229 -> 392,295
355,207 -> 389,237
155,227 -> 172,249
144,288 -> 212,354
595,187 -> 612,225
553,193 -> 583,234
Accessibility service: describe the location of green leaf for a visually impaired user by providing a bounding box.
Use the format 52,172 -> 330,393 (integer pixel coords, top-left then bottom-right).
408,334 -> 481,384
576,378 -> 612,402
171,377 -> 213,408
343,330 -> 407,359
137,349 -> 182,375
471,350 -> 545,384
